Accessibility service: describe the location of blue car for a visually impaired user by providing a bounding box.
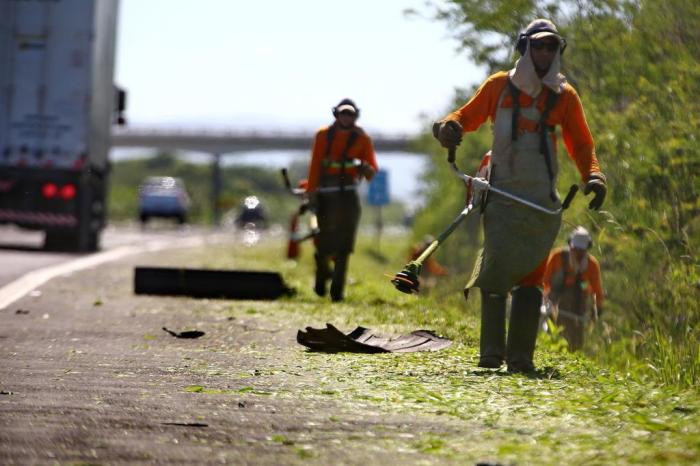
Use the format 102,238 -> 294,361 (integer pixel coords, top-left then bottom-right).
138,177 -> 190,225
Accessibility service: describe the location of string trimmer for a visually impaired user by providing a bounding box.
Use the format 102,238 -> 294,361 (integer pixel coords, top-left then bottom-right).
391,147 -> 579,294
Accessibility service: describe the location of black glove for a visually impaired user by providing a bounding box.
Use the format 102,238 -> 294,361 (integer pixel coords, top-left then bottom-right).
584,173 -> 607,210
358,162 -> 376,181
432,120 -> 463,148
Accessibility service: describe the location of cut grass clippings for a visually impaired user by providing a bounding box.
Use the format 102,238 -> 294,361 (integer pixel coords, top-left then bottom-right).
150,233 -> 699,465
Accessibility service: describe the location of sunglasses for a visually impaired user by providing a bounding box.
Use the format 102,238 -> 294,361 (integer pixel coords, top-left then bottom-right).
530,40 -> 560,52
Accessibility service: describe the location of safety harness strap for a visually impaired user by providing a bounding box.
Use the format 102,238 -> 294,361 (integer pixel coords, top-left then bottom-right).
540,89 -> 559,201
322,124 -> 359,192
508,80 -> 559,202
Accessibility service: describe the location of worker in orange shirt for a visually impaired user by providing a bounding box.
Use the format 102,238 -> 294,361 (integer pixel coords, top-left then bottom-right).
306,98 -> 378,301
543,226 -> 604,351
433,19 -> 607,372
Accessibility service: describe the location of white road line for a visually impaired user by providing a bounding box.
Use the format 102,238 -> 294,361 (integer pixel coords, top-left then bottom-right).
0,236 -> 209,310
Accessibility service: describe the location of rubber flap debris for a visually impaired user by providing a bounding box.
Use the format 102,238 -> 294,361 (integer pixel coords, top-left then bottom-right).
297,323 -> 451,353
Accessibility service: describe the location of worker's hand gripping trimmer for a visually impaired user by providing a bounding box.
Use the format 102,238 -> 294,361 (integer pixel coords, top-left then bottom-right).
391,147 -> 579,294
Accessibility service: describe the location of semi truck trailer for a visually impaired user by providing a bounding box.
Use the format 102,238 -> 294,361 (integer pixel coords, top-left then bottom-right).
0,0 -> 124,251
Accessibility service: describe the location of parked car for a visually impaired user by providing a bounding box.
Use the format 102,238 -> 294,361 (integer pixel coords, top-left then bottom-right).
138,176 -> 190,225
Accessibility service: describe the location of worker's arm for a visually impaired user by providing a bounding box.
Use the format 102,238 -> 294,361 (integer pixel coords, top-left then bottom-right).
306,129 -> 326,193
358,135 -> 378,180
559,87 -> 601,182
586,255 -> 605,312
542,249 -> 562,297
441,72 -> 508,132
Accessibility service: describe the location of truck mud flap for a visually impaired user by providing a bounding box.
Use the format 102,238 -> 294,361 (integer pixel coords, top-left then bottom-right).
297,323 -> 452,353
134,267 -> 294,300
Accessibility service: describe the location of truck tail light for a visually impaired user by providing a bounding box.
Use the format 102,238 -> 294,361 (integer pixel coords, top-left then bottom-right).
60,184 -> 77,200
42,183 -> 58,198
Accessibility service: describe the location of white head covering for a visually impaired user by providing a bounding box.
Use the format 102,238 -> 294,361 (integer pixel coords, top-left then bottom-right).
509,40 -> 567,97
569,226 -> 592,250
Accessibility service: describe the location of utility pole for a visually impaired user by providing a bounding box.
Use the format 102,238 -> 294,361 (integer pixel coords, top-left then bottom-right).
211,153 -> 222,226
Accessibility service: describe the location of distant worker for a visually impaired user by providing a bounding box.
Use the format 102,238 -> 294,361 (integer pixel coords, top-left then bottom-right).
306,98 -> 378,301
408,235 -> 449,290
432,19 -> 607,372
543,226 -> 604,351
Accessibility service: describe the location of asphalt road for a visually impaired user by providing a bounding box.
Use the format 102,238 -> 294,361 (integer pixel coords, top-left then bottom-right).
0,223 -> 233,287
0,228 -> 460,466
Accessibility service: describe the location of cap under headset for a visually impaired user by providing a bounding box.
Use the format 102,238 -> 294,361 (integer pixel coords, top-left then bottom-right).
332,98 -> 360,118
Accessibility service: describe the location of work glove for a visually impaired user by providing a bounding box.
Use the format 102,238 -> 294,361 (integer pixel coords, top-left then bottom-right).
432,120 -> 463,148
584,172 -> 607,210
358,162 -> 376,181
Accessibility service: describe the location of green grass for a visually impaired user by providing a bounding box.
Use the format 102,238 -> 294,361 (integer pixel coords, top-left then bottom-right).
165,233 -> 699,465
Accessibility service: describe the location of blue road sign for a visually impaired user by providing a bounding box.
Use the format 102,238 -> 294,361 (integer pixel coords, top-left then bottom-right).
367,169 -> 390,206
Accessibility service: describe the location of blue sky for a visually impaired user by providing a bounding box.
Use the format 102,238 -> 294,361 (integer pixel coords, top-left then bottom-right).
114,0 -> 484,135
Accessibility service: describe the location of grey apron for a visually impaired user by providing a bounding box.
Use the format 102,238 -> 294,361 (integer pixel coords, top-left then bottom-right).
466,86 -> 562,294
550,250 -> 591,350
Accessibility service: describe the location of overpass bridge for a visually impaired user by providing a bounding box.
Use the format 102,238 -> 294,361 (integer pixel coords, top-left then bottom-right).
110,127 -> 424,224
111,127 -> 422,155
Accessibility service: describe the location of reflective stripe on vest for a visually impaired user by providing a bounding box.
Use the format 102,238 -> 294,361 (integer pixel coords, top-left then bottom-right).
322,160 -> 357,169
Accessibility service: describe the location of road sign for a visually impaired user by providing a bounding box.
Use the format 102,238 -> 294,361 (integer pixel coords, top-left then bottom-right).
367,169 -> 390,206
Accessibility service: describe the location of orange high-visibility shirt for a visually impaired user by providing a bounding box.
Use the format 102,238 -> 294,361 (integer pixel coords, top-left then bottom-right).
543,247 -> 604,307
442,71 -> 600,181
306,125 -> 378,192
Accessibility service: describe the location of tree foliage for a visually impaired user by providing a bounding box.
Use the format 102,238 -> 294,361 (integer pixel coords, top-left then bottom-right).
414,0 -> 699,387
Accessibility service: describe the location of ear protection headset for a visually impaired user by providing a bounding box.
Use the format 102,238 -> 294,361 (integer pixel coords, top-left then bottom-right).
332,98 -> 360,118
515,27 -> 567,56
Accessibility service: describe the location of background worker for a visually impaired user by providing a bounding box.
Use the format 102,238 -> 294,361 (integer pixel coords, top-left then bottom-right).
543,226 -> 604,351
433,19 -> 607,372
306,98 -> 378,301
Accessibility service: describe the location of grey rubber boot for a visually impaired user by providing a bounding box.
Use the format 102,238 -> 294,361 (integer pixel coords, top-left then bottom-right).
506,286 -> 543,373
314,252 -> 330,297
330,254 -> 349,302
478,289 -> 507,368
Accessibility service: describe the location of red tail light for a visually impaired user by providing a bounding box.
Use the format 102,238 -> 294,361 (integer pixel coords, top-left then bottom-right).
42,183 -> 58,198
60,184 -> 76,200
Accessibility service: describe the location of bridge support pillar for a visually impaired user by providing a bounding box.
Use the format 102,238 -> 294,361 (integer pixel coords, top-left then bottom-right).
211,153 -> 222,226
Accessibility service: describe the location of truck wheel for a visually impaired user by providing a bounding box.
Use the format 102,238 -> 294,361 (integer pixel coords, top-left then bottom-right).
177,215 -> 186,225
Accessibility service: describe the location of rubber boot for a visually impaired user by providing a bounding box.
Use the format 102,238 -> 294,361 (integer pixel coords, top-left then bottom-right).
330,254 -> 349,302
314,252 -> 330,297
478,290 -> 507,368
506,286 -> 543,373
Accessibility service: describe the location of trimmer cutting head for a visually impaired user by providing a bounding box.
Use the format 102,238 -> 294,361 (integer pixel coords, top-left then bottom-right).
391,268 -> 420,294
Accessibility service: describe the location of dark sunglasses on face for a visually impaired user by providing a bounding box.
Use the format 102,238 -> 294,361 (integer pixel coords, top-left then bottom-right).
530,40 -> 560,52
